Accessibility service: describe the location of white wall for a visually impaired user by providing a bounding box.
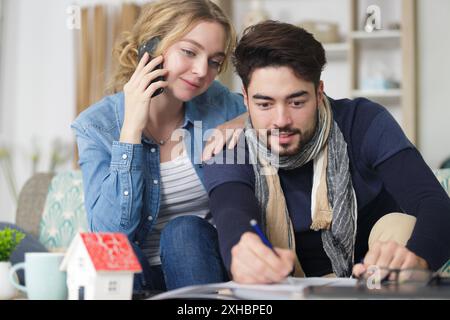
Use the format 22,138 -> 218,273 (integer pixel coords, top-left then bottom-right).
0,0 -> 76,222
0,0 -> 154,222
417,0 -> 450,169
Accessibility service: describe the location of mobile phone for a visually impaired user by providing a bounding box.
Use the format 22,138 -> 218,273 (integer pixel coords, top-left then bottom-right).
138,37 -> 165,97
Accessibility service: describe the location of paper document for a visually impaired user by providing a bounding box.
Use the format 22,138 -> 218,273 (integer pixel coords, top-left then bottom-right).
150,277 -> 357,300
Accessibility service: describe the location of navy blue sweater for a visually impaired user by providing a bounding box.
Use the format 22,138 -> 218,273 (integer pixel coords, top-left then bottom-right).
204,97 -> 450,275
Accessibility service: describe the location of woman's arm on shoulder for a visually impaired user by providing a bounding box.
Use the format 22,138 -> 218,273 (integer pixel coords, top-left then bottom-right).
203,84 -> 248,161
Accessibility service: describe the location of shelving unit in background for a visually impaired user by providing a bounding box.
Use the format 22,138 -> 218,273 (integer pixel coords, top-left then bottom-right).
349,0 -> 417,143
222,0 -> 354,100
323,43 -> 350,59
215,0 -> 416,144
351,29 -> 402,40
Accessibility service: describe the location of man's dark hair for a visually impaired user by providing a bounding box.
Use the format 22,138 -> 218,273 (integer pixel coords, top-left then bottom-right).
233,20 -> 326,90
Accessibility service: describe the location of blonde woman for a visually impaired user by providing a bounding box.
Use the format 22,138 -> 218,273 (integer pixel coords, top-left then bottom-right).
71,0 -> 246,294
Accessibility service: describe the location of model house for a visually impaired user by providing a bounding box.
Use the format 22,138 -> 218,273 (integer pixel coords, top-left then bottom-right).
60,232 -> 142,300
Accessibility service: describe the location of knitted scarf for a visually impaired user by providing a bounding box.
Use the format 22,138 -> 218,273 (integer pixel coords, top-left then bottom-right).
244,96 -> 358,277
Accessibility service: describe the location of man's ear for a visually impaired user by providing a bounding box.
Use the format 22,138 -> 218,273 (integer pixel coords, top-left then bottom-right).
242,86 -> 249,110
317,81 -> 324,104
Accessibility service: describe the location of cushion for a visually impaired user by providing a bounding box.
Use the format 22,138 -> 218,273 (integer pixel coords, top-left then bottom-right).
434,168 -> 450,196
15,173 -> 55,238
38,171 -> 88,251
433,168 -> 450,274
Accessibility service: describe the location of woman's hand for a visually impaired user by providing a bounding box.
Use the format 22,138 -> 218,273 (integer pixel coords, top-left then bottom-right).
202,112 -> 248,161
120,52 -> 168,144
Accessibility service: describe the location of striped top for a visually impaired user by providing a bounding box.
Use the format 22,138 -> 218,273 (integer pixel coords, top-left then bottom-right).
142,152 -> 210,266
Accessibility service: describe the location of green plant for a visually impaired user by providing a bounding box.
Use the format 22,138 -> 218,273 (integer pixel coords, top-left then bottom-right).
0,228 -> 25,262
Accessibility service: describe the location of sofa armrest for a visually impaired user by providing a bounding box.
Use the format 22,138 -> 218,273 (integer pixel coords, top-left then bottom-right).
15,173 -> 55,238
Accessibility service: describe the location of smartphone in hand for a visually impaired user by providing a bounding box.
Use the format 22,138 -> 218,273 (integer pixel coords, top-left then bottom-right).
138,37 -> 165,97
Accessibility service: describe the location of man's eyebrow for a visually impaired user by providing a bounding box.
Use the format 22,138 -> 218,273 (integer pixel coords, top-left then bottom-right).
180,39 -> 225,58
286,91 -> 309,99
252,91 -> 309,101
252,94 -> 274,101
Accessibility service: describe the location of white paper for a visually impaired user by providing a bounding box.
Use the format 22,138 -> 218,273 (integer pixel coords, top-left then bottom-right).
150,277 -> 357,300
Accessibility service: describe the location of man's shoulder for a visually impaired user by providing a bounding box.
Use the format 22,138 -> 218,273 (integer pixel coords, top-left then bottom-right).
71,92 -> 124,134
330,96 -> 414,170
330,96 -> 394,144
331,96 -> 387,124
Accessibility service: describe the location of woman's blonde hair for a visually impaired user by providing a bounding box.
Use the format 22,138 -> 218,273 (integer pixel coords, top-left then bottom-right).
107,0 -> 236,93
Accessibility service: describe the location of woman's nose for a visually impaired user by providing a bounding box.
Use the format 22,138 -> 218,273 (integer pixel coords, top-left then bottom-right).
191,57 -> 208,78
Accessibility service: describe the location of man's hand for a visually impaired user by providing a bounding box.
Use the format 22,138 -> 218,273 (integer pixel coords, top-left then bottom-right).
353,240 -> 429,278
230,232 -> 295,284
202,113 -> 248,162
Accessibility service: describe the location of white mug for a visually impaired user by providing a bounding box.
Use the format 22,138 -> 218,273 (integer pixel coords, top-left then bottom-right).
9,252 -> 67,300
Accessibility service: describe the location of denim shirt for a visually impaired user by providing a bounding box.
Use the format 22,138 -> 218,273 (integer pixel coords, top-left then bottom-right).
71,80 -> 246,246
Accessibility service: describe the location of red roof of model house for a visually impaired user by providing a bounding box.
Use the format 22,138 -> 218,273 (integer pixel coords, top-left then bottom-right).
80,233 -> 142,272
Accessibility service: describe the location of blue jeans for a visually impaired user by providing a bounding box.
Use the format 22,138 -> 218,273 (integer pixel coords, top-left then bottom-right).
132,216 -> 229,292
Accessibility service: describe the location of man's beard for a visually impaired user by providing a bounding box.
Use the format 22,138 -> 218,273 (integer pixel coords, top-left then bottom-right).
267,126 -> 315,156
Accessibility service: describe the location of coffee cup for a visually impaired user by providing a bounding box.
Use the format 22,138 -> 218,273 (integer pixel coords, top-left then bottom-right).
9,252 -> 67,300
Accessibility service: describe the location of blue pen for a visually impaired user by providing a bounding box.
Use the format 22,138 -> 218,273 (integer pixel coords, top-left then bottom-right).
250,219 -> 295,281
250,219 -> 279,256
